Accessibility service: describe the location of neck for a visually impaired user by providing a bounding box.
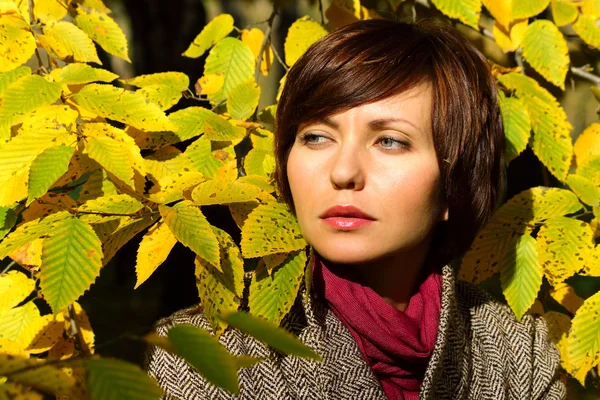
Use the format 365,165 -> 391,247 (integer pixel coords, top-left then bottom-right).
326,242 -> 431,312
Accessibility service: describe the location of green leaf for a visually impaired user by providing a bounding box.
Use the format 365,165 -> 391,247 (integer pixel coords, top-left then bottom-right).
137,85 -> 183,111
50,63 -> 118,84
0,75 -> 63,134
566,174 -> 600,206
501,234 -> 542,321
84,136 -> 136,189
498,73 -> 573,181
204,112 -> 246,144
537,216 -> 595,286
78,194 -> 144,215
223,311 -> 320,360
241,201 -> 307,258
0,301 -> 39,342
74,10 -> 130,62
159,201 -> 220,269
169,107 -> 213,142
72,83 -> 174,132
460,187 -> 582,283
0,206 -> 18,240
577,155 -> 600,183
124,72 -> 189,90
249,250 -> 306,325
204,37 -> 255,104
284,17 -> 328,67
498,92 -> 530,163
0,211 -> 70,260
183,14 -> 235,58
512,0 -> 550,20
39,216 -> 103,313
521,20 -> 570,89
566,290 -> 600,385
227,79 -> 261,121
573,14 -> 600,49
27,145 -> 76,205
431,0 -> 482,29
194,227 -> 244,336
0,66 -> 31,96
86,358 -> 163,400
551,0 -> 578,26
191,179 -> 262,206
40,20 -> 101,64
185,136 -> 223,179
167,324 -> 240,394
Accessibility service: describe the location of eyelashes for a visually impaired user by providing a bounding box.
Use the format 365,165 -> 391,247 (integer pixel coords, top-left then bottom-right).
297,132 -> 411,152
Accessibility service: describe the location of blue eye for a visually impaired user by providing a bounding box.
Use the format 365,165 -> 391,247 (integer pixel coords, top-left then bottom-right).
299,133 -> 328,144
378,136 -> 409,150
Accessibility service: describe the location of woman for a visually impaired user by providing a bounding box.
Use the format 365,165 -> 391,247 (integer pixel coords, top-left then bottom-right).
146,19 -> 565,399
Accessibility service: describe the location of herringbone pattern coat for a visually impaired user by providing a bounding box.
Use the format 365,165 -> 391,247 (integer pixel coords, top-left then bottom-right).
145,265 -> 566,399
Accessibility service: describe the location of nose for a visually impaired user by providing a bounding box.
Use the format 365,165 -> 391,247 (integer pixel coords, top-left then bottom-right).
329,143 -> 365,191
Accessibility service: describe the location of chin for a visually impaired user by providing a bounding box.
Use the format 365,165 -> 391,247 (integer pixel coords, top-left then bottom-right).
312,241 -> 382,265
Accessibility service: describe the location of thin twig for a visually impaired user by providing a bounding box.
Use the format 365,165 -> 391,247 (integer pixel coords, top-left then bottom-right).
271,43 -> 289,72
1,261 -> 16,275
254,3 -> 280,83
68,304 -> 93,357
318,0 -> 325,25
571,65 -> 600,86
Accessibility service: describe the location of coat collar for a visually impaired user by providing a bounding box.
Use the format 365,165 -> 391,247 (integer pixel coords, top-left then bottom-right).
297,263 -> 466,399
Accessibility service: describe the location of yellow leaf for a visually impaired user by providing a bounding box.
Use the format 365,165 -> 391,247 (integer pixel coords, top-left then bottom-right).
101,214 -> 156,265
432,0 -> 482,28
284,16 -> 328,67
537,217 -> 595,286
48,336 -> 75,360
543,310 -> 571,344
521,20 -> 570,89
483,0 -> 549,29
34,0 -> 67,23
566,290 -> 600,384
551,283 -> 584,314
21,192 -> 77,223
194,227 -> 244,336
581,0 -> 600,16
325,0 -> 362,29
0,338 -> 28,356
124,71 -> 189,90
0,5 -> 36,72
0,76 -> 64,137
183,13 -> 234,58
513,0 -> 551,20
40,20 -> 101,64
49,63 -> 118,85
483,0 -> 512,28
134,220 -> 177,289
551,0 -> 578,26
197,74 -> 225,95
573,14 -> 600,50
0,168 -> 27,206
574,123 -> 600,167
492,20 -> 528,52
191,178 -> 262,206
241,28 -> 273,76
72,84 -> 174,132
9,237 -> 43,269
74,9 -> 130,62
0,301 -> 40,343
0,271 -> 35,312
25,313 -> 65,354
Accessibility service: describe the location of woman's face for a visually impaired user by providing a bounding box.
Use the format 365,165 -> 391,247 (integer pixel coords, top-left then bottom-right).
286,83 -> 448,265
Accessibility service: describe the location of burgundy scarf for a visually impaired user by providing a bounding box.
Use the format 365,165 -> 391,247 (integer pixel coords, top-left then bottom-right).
312,253 -> 442,400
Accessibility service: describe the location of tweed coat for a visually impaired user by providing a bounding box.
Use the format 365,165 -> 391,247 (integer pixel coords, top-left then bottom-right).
145,264 -> 566,400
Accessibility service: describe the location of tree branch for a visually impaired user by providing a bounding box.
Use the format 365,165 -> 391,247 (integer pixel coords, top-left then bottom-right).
571,66 -> 600,86
254,2 -> 280,83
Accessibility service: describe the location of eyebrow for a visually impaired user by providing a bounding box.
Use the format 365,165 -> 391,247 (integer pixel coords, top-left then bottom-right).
321,116 -> 423,134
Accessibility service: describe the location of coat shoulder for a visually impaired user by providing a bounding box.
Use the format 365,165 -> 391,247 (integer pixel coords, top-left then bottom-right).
452,280 -> 566,399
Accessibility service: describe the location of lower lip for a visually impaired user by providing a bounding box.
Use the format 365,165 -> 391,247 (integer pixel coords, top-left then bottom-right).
322,217 -> 374,229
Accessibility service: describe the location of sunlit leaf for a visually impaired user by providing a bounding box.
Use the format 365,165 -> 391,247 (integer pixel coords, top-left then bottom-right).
573,14 -> 600,49
551,0 -> 578,26
40,21 -> 101,64
183,14 -> 234,58
227,79 -> 260,121
0,270 -> 34,312
27,145 -> 76,205
86,358 -> 164,400
134,220 -> 177,289
0,6 -> 36,72
498,92 -> 530,163
521,20 -> 569,89
74,9 -> 130,61
432,0 -> 481,28
284,16 -> 328,67
567,290 -> 600,384
50,63 -> 118,84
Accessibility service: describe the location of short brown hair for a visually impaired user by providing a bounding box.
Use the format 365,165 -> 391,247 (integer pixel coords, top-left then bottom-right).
274,19 -> 504,266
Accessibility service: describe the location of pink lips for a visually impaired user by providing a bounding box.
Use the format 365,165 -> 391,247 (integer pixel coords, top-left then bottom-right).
320,205 -> 375,230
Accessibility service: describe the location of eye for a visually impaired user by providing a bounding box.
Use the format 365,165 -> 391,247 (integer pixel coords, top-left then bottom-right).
377,135 -> 410,151
298,132 -> 330,145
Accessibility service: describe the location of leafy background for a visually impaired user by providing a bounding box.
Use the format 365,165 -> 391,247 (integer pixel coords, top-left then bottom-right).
2,0 -> 600,398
